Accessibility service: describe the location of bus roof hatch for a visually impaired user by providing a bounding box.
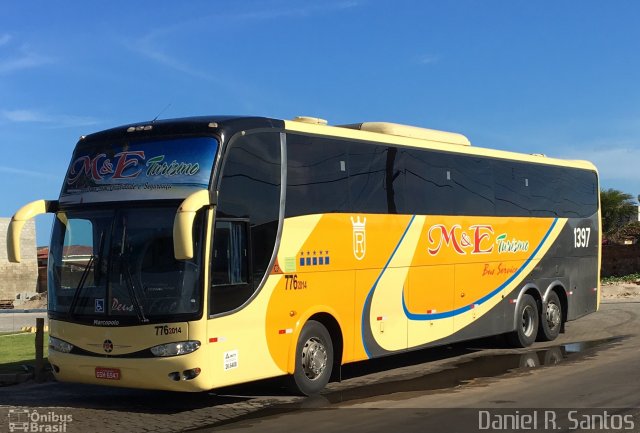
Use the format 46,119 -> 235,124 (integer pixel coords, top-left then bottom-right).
340,122 -> 471,146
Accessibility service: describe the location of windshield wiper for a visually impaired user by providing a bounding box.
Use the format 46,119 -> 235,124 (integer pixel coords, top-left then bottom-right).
94,231 -> 106,286
120,257 -> 149,323
68,231 -> 107,317
67,254 -> 95,318
116,216 -> 148,323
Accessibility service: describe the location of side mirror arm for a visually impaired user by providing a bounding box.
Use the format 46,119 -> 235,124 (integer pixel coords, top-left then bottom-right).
173,190 -> 212,260
7,200 -> 58,263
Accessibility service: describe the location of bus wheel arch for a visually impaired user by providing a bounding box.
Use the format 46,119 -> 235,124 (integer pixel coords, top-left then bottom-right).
557,286 -> 568,331
537,286 -> 566,342
287,313 -> 343,396
309,312 -> 344,381
508,287 -> 541,348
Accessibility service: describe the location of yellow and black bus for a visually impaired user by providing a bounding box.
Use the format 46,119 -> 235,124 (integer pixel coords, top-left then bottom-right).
8,115 -> 600,395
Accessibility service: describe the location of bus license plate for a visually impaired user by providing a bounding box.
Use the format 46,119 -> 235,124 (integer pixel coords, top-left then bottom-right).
95,367 -> 121,380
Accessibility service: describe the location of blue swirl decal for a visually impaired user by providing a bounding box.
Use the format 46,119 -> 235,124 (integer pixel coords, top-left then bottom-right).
361,215 -> 416,358
402,218 -> 558,320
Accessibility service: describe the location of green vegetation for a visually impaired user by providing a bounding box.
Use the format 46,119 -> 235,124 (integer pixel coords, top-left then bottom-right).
617,221 -> 640,241
0,332 -> 48,373
601,188 -> 637,239
601,273 -> 640,285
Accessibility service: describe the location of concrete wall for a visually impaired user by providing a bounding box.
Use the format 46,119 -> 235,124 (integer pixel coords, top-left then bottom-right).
0,218 -> 38,299
601,244 -> 640,278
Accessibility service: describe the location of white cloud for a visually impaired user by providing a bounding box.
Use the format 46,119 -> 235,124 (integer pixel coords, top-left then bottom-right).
131,37 -> 218,82
0,37 -> 53,74
0,165 -> 58,180
0,34 -> 11,46
121,0 -> 362,111
0,51 -> 52,73
233,1 -> 360,20
416,55 -> 439,65
558,145 -> 640,187
2,109 -> 47,122
1,109 -> 99,128
126,0 -> 361,79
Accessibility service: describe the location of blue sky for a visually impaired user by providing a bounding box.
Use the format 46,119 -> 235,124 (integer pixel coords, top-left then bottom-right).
1,1 -> 639,245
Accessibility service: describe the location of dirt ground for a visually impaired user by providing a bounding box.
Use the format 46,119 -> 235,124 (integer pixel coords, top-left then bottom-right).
12,293 -> 47,310
601,282 -> 640,301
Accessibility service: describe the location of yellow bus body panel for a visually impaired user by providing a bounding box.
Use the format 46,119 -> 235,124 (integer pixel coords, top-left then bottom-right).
49,212 -> 570,390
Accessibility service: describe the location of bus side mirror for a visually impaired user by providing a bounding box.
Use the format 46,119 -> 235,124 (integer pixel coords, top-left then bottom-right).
7,199 -> 58,263
174,190 -> 212,260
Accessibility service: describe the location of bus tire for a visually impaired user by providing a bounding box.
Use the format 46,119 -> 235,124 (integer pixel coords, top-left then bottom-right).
507,294 -> 539,348
537,291 -> 562,342
287,320 -> 333,396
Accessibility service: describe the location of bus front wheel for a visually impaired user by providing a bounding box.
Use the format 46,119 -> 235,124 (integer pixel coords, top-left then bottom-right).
288,320 -> 333,396
507,294 -> 539,348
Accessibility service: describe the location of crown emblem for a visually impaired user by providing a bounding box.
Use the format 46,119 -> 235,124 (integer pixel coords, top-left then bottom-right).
351,216 -> 366,229
351,216 -> 366,260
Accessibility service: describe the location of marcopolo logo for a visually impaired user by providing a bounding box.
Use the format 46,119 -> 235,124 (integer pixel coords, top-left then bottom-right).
7,409 -> 73,432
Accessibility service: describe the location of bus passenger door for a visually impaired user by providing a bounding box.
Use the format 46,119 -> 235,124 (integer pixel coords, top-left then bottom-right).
205,130 -> 283,387
356,268 -> 408,356
209,219 -> 252,314
406,265 -> 455,348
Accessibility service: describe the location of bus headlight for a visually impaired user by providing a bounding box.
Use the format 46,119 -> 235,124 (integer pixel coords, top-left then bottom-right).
150,340 -> 201,357
49,336 -> 74,353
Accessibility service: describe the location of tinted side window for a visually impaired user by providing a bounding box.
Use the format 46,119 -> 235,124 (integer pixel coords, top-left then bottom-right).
527,164 -> 562,216
284,133 -> 597,219
210,220 -> 250,314
349,143 -> 402,214
573,170 -> 598,216
449,156 -> 495,215
211,220 -> 249,287
527,165 -> 598,217
493,161 -> 531,217
286,134 -> 349,217
214,133 -> 281,314
400,149 -> 453,215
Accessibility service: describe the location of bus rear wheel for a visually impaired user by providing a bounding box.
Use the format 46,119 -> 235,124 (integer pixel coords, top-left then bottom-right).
537,291 -> 562,342
507,294 -> 539,348
287,320 -> 333,396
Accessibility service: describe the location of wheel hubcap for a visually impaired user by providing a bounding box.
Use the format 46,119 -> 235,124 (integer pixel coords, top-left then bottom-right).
546,302 -> 561,330
302,337 -> 327,380
521,305 -> 535,337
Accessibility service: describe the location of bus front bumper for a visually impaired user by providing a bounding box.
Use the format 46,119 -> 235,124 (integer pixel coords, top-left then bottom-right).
48,350 -> 212,392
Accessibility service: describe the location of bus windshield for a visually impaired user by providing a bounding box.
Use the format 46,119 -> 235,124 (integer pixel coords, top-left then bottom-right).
48,206 -> 203,323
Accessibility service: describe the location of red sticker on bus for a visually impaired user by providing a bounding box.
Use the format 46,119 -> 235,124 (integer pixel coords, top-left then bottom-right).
95,367 -> 121,380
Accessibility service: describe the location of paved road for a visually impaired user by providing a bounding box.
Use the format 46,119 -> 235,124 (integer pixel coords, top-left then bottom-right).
1,301 -> 639,433
0,311 -> 47,333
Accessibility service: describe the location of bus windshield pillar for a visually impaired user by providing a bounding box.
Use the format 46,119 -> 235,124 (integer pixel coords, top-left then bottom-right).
173,189 -> 212,260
